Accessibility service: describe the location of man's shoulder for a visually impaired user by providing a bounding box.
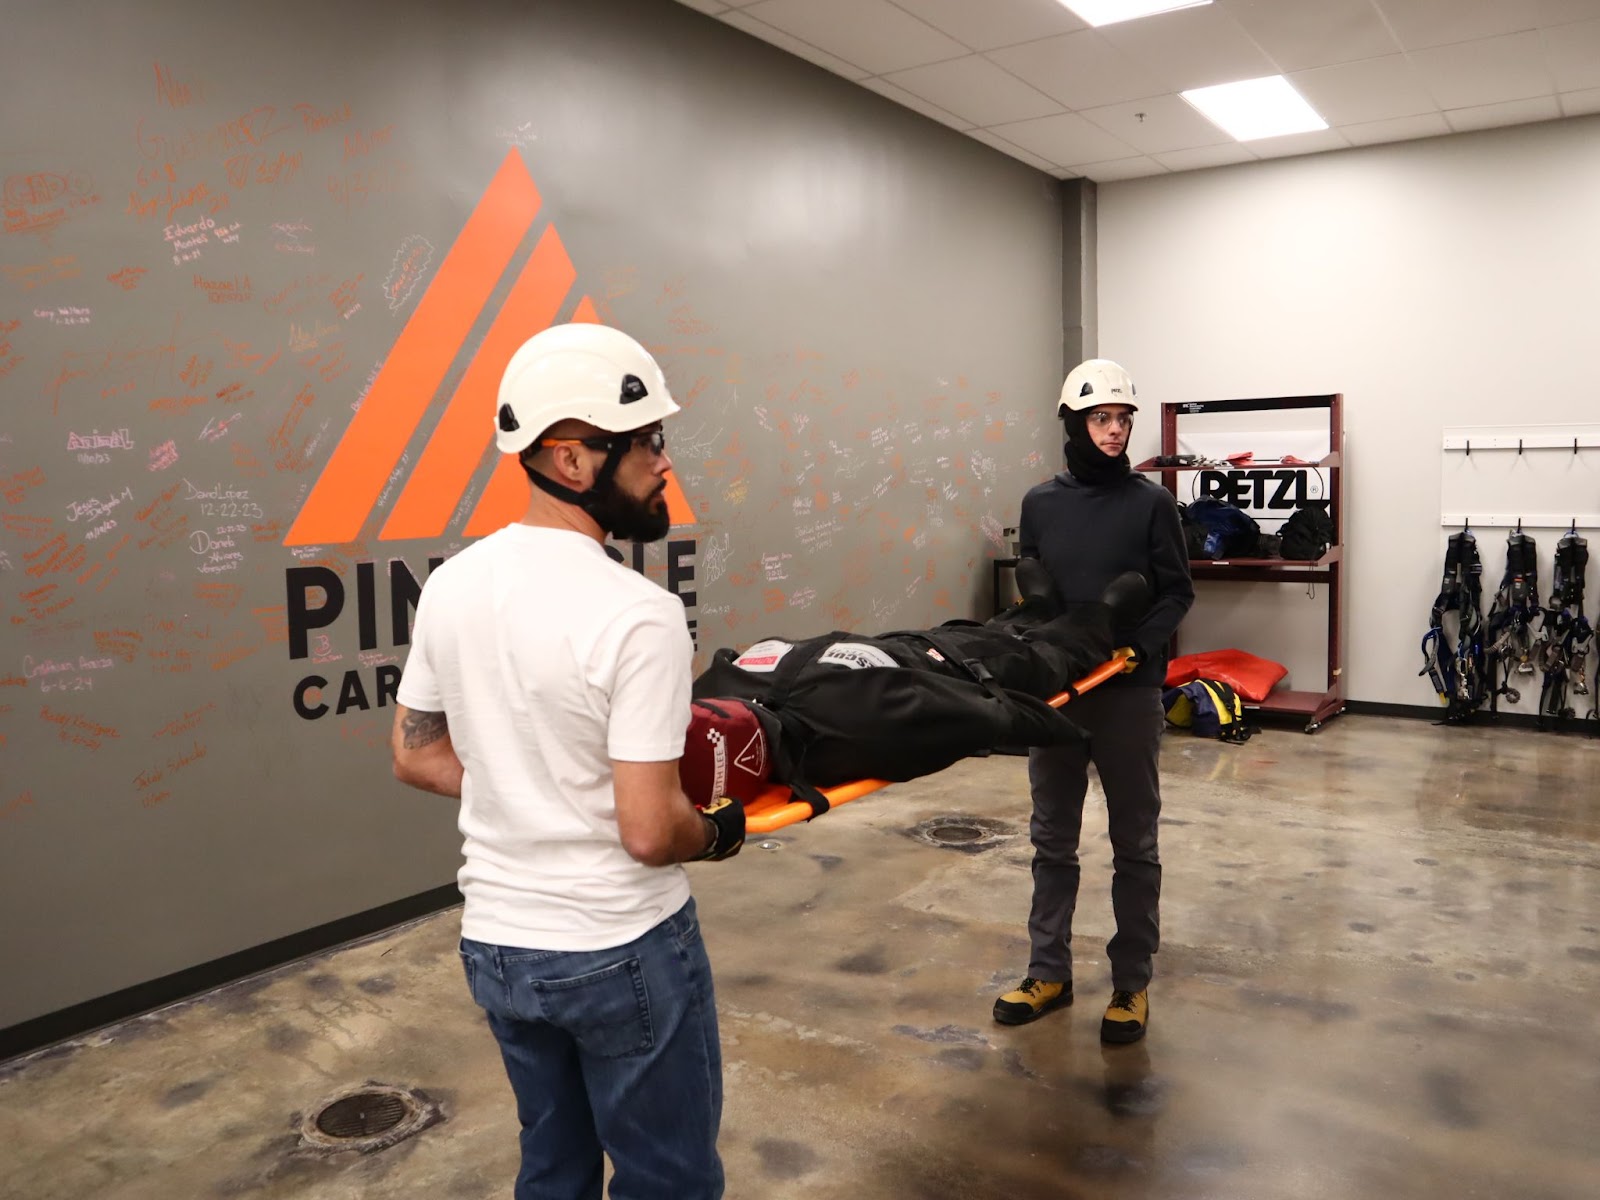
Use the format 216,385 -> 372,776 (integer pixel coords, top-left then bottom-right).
591,556 -> 684,628
1099,472 -> 1173,508
1125,474 -> 1177,507
418,529 -> 510,586
611,562 -> 680,608
1022,474 -> 1068,505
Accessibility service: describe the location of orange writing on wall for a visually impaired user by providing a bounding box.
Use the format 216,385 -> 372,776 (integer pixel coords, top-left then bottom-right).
284,149 -> 693,547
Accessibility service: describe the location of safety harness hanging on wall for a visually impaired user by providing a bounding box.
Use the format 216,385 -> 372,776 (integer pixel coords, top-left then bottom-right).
1533,531 -> 1593,729
1419,529 -> 1487,722
1485,529 -> 1540,705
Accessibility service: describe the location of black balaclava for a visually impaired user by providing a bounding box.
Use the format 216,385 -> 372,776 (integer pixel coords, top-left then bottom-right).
1062,407 -> 1131,487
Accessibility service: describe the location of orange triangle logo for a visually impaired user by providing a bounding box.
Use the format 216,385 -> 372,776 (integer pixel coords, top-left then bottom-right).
283,149 -> 695,547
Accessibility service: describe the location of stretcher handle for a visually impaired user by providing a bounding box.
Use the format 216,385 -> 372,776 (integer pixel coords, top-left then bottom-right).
741,647 -> 1136,835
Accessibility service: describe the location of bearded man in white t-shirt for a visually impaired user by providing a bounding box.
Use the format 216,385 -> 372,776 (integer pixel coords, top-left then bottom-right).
391,322 -> 743,1200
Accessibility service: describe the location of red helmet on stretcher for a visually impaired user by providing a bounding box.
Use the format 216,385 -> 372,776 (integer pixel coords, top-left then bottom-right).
679,698 -> 772,809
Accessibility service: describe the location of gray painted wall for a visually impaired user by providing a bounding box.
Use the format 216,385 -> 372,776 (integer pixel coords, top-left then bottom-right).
0,0 -> 1068,1028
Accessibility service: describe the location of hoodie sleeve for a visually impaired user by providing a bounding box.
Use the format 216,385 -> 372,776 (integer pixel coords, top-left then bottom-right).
1017,489 -> 1040,560
1129,489 -> 1195,660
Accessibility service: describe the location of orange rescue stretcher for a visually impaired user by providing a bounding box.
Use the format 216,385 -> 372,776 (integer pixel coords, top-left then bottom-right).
741,647 -> 1136,834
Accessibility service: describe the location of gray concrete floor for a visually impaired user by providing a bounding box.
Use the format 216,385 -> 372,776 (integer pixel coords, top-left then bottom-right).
5,714 -> 1600,1199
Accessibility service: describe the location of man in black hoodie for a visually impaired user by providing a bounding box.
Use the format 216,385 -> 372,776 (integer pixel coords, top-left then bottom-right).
993,358 -> 1193,1044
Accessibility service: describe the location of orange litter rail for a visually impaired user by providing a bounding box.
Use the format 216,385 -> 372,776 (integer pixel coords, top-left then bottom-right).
741,647 -> 1135,834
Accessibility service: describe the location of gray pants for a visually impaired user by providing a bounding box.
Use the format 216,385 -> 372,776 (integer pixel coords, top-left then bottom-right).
1026,685 -> 1164,992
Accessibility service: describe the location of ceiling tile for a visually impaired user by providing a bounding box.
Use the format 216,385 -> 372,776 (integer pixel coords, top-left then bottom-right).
1538,0 -> 1600,24
1248,128 -> 1353,158
1375,0 -> 1536,50
886,0 -> 1089,51
1221,0 -> 1400,72
884,55 -> 1064,125
1070,156 -> 1171,182
674,0 -> 731,14
1444,94 -> 1562,131
988,111 -> 1141,164
718,11 -> 873,78
1542,18 -> 1600,91
1079,93 -> 1233,153
739,0 -> 968,75
1095,3 -> 1278,91
858,77 -> 976,129
965,128 -> 1062,172
1290,55 -> 1438,125
1408,31 -> 1555,109
1152,142 -> 1259,170
1339,111 -> 1451,145
986,30 -> 1170,110
1560,87 -> 1600,115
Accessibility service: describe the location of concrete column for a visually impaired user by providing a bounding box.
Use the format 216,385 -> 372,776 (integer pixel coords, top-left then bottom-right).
1061,177 -> 1098,374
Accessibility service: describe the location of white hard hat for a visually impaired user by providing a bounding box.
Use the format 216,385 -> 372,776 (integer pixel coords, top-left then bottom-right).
495,323 -> 680,454
1058,358 -> 1138,415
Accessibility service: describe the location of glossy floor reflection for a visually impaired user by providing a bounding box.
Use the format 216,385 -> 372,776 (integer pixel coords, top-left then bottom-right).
5,715 -> 1600,1199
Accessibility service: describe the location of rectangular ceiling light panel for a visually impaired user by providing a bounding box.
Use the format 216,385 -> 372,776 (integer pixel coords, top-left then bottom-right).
1061,0 -> 1212,27
1181,75 -> 1329,141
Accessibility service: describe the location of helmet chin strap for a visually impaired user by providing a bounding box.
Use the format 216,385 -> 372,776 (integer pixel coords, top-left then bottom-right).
530,438 -> 632,533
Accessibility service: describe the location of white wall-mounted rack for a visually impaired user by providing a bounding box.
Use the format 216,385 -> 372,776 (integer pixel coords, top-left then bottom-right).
1442,423 -> 1600,453
1439,514 -> 1600,530
1440,422 -> 1600,530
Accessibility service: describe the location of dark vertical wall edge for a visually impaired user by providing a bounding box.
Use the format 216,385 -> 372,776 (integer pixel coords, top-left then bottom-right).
1061,177 -> 1098,373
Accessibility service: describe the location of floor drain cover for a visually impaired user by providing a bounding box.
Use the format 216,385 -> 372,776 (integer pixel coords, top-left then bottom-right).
318,1092 -> 407,1138
908,815 -> 1012,852
298,1084 -> 439,1153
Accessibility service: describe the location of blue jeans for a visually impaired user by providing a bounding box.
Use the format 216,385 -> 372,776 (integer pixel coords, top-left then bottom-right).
460,898 -> 724,1200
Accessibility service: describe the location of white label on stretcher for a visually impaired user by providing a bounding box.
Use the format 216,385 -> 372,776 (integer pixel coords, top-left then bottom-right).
734,639 -> 794,672
817,642 -> 899,670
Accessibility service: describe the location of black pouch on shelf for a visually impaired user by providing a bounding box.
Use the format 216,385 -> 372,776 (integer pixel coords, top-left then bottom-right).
1280,502 -> 1334,560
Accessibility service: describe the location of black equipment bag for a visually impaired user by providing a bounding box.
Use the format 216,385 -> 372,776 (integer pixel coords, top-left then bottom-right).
1183,498 -> 1261,559
1279,502 -> 1335,560
1177,504 -> 1209,560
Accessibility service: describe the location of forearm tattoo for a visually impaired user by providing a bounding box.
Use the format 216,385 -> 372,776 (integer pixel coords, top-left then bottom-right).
401,709 -> 448,749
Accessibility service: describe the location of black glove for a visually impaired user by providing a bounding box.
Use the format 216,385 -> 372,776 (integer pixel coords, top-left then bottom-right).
693,797 -> 745,862
1099,571 -> 1151,626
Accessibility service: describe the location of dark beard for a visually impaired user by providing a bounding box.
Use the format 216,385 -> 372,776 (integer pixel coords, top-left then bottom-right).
591,482 -> 671,543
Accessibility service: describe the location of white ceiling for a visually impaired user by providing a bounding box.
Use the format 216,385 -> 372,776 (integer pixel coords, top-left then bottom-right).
672,0 -> 1600,180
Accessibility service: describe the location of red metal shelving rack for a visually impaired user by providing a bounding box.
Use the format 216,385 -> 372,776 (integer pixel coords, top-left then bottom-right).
1135,393 -> 1346,733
